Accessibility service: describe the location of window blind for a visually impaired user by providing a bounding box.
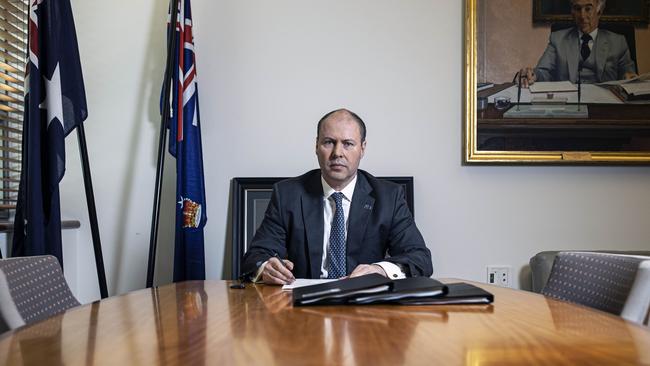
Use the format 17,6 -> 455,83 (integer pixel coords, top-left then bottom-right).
0,0 -> 26,218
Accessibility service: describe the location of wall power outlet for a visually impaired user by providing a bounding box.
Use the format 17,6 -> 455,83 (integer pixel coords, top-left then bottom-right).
487,266 -> 511,287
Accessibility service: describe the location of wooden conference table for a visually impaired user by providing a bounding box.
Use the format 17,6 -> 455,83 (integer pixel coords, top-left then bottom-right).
1,280 -> 649,365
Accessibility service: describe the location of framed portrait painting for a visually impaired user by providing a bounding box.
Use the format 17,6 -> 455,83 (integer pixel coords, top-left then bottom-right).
464,0 -> 650,164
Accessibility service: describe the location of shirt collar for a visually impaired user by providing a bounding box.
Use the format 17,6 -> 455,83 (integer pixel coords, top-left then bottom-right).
579,28 -> 598,41
321,174 -> 357,202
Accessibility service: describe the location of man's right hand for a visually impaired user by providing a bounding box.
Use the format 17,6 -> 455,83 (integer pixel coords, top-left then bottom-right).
262,257 -> 295,285
519,67 -> 536,88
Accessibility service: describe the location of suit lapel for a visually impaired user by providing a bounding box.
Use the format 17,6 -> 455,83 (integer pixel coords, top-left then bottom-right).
567,28 -> 580,82
346,173 -> 374,273
595,32 -> 609,81
302,173 -> 324,278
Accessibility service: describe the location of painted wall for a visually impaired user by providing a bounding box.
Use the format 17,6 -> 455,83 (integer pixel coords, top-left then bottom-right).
65,0 -> 650,303
482,0 -> 650,83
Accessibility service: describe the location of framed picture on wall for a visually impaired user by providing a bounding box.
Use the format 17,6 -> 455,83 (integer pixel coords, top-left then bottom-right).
464,0 -> 650,164
533,0 -> 649,24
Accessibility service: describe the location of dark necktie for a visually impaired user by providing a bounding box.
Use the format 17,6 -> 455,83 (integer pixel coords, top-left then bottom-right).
328,192 -> 346,278
581,34 -> 592,61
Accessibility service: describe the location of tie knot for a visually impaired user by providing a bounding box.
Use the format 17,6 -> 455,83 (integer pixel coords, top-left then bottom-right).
331,192 -> 344,205
581,34 -> 592,43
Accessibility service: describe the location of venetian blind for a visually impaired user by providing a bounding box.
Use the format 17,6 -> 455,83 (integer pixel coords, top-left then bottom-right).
0,0 -> 26,218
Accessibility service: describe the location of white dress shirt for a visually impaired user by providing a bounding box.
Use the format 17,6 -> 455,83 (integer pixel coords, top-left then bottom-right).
319,175 -> 404,279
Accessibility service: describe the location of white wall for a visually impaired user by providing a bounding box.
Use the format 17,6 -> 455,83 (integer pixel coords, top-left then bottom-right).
64,0 -> 650,302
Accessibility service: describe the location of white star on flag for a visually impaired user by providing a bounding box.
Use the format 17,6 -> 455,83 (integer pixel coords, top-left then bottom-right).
39,63 -> 65,130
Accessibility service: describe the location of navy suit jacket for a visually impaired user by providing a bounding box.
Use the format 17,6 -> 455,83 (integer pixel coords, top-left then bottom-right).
241,169 -> 433,279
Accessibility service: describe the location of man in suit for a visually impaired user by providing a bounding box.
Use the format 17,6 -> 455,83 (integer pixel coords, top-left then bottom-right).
241,109 -> 433,285
520,0 -> 637,87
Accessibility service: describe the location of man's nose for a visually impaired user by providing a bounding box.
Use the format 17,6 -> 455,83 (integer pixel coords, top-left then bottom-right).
331,143 -> 344,157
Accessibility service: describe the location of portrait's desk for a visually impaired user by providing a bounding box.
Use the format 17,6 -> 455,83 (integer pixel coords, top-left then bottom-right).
477,85 -> 650,152
1,280 -> 649,365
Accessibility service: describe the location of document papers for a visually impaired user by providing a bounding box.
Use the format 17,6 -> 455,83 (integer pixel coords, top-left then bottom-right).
622,81 -> 650,97
597,72 -> 650,86
293,274 -> 392,305
282,278 -> 337,290
529,81 -> 577,93
290,275 -> 495,306
488,84 -> 622,104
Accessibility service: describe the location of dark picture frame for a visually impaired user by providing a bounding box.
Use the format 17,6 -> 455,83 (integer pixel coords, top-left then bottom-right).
230,176 -> 414,280
464,0 -> 650,164
533,0 -> 650,24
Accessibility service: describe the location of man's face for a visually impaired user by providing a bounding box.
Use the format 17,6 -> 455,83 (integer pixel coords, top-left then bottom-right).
316,113 -> 366,191
571,0 -> 601,34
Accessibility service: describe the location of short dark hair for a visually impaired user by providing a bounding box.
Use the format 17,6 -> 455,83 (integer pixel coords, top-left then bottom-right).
316,109 -> 367,142
570,0 -> 606,12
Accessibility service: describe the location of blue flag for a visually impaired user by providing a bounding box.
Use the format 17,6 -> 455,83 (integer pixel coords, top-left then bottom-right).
166,0 -> 207,281
12,0 -> 88,267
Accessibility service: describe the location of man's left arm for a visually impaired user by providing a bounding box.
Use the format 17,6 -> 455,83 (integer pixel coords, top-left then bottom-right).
617,47 -> 637,80
383,187 -> 433,277
612,33 -> 637,80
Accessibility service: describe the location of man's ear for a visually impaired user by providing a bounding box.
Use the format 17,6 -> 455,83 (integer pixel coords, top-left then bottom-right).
360,140 -> 366,158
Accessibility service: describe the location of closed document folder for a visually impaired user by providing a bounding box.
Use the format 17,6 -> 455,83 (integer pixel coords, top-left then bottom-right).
293,274 -> 393,306
396,283 -> 493,305
348,277 -> 448,304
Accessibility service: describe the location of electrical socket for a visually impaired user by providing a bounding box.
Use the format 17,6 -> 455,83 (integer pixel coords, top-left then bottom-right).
487,265 -> 511,287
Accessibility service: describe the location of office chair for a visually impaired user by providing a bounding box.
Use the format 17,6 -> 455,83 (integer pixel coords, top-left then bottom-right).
0,255 -> 80,332
542,252 -> 650,325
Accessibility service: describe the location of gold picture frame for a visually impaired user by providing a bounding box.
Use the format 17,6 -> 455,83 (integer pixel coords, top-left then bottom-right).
463,0 -> 650,164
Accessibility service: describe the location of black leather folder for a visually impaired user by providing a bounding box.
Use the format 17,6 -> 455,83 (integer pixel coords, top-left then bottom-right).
396,283 -> 494,305
348,277 -> 448,304
292,274 -> 393,306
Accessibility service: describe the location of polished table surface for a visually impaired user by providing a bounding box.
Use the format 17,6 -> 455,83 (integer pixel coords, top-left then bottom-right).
1,280 -> 650,365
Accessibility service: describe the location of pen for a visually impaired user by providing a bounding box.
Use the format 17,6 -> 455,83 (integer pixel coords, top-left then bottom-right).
517,72 -> 522,110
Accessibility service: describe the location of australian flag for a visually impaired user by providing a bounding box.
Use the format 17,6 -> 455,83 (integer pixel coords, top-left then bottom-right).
12,0 -> 88,267
166,0 -> 207,281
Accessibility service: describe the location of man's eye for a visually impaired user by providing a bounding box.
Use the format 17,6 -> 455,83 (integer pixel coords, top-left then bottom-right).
344,142 -> 354,147
323,140 -> 333,146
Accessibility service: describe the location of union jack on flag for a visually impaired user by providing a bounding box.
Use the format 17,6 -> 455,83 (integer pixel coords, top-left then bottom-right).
165,0 -> 207,282
13,0 -> 88,266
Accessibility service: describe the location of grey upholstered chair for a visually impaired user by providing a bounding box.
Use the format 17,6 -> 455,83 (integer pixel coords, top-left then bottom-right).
0,255 -> 80,332
542,252 -> 650,325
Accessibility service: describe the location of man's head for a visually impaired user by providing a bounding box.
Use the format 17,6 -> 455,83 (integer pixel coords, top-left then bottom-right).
315,109 -> 366,191
570,0 -> 605,34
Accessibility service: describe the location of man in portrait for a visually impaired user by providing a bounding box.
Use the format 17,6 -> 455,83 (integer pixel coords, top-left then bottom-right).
521,0 -> 637,87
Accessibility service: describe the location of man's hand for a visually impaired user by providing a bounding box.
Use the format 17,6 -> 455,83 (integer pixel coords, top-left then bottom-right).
349,264 -> 387,278
519,67 -> 536,88
624,72 -> 638,80
262,257 -> 295,285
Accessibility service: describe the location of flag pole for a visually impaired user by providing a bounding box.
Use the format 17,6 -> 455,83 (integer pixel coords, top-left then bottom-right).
146,0 -> 181,288
76,124 -> 108,299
